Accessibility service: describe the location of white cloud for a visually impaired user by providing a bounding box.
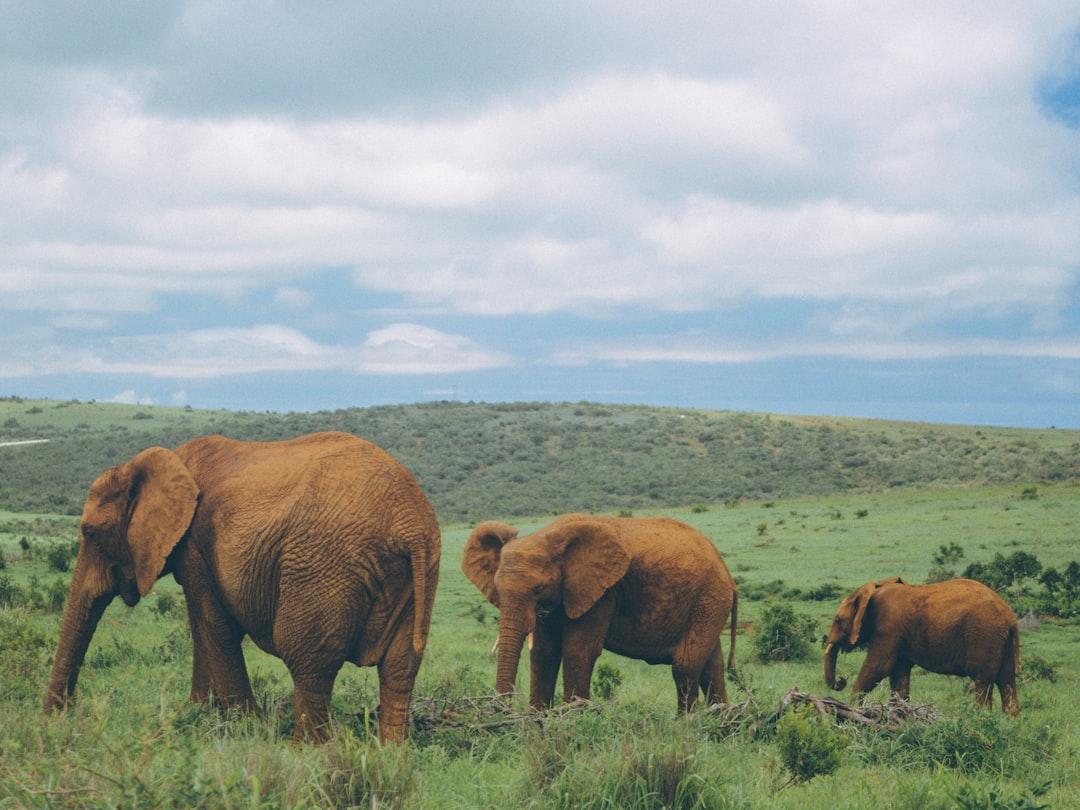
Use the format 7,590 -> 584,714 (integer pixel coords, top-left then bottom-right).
110,389 -> 156,405
0,0 -> 1077,423
354,324 -> 511,374
0,324 -> 510,379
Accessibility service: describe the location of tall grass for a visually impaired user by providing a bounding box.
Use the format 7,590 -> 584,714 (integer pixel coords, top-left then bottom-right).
1,483 -> 1078,807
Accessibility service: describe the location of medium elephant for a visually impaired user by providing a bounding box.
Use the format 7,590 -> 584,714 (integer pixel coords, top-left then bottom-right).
44,431 -> 441,743
824,577 -> 1019,715
462,514 -> 737,713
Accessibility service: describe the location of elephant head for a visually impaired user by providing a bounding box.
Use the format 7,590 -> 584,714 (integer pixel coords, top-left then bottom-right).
823,576 -> 905,691
461,518 -> 630,700
45,447 -> 199,712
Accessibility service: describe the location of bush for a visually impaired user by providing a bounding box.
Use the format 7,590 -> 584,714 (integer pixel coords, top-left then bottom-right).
857,706 -> 1052,777
0,608 -> 56,699
45,540 -> 78,573
750,602 -> 817,663
45,577 -> 67,613
774,705 -> 847,784
593,662 -> 623,701
963,551 -> 1042,594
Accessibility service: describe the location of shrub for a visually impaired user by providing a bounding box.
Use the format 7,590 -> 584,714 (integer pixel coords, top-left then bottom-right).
1020,653 -> 1059,684
45,577 -> 67,613
858,706 -> 1052,777
750,602 -> 817,663
593,662 -> 623,701
45,540 -> 78,573
152,591 -> 181,619
0,608 -> 56,698
0,574 -> 34,609
774,705 -> 847,784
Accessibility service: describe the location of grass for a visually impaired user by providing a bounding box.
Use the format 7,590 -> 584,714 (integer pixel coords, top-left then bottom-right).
1,480 -> 1078,807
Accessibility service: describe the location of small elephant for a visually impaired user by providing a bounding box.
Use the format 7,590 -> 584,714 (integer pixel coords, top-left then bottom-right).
462,514 -> 738,713
824,577 -> 1019,715
44,431 -> 441,743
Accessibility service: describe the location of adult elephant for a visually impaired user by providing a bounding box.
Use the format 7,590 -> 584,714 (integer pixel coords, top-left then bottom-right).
824,577 -> 1019,715
462,514 -> 737,713
44,432 -> 441,743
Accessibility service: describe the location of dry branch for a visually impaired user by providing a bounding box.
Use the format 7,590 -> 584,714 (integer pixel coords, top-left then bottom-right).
780,687 -> 941,728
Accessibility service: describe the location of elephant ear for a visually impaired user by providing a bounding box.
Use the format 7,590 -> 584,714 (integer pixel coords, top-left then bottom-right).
462,521 -> 519,606
555,521 -> 631,619
847,580 -> 882,647
124,447 -> 199,597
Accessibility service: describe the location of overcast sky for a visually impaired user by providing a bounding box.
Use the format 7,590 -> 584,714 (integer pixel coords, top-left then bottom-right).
2,2 -> 1079,428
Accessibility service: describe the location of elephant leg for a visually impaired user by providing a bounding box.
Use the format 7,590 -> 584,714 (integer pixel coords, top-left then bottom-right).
997,679 -> 1020,716
889,662 -> 913,701
852,653 -> 893,698
561,605 -> 612,703
698,642 -> 728,708
529,620 -> 563,710
375,621 -> 424,744
291,672 -> 339,744
184,589 -> 256,710
972,678 -> 995,711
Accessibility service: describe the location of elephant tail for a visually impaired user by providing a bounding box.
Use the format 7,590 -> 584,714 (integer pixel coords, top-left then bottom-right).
411,539 -> 431,656
727,589 -> 738,671
1010,622 -> 1020,677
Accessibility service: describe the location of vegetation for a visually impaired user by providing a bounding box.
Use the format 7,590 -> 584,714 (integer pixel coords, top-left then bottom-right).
0,399 -> 1078,806
0,397 -> 1077,522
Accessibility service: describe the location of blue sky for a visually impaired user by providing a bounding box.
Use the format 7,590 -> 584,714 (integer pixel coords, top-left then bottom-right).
2,2 -> 1079,428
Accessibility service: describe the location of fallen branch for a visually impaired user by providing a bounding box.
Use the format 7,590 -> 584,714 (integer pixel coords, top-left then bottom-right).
780,687 -> 941,728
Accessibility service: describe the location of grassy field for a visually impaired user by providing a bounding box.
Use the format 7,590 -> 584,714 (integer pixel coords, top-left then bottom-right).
1,479 -> 1077,808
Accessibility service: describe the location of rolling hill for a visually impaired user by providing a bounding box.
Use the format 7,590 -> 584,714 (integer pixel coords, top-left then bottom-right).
0,397 -> 1076,522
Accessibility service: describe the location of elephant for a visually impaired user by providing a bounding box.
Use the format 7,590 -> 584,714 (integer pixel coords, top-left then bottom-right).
44,431 -> 441,743
824,577 -> 1019,715
462,514 -> 737,713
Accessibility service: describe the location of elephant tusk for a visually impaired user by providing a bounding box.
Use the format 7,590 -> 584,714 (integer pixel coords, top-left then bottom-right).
824,642 -> 833,655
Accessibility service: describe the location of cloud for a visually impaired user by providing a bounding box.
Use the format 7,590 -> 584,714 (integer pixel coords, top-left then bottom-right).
110,389 -> 156,406
0,324 -> 510,379
553,335 -> 1080,366
0,1 -> 1077,425
354,324 -> 510,374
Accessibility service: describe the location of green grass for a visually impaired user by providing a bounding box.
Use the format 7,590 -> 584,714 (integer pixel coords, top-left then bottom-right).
2,482 -> 1078,807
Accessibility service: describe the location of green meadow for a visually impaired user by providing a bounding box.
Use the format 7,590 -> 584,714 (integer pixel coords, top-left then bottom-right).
0,400 -> 1078,807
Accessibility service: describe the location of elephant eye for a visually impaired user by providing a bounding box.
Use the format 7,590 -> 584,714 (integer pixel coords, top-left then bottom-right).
83,528 -> 102,545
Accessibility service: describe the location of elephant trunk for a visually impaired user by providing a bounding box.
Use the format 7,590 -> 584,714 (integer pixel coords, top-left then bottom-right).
493,613 -> 531,699
823,641 -> 846,691
44,562 -> 114,712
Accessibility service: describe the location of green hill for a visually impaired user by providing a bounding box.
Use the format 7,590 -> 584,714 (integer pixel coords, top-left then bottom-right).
0,397 -> 1076,522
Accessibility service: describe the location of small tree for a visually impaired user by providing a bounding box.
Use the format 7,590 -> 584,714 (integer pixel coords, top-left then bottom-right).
750,603 -> 817,663
928,542 -> 965,583
775,705 -> 847,784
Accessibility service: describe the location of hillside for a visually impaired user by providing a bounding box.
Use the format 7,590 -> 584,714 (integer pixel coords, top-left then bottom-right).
0,397 -> 1076,522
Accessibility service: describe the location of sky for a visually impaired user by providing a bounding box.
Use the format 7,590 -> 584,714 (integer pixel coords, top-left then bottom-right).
2,2 -> 1079,429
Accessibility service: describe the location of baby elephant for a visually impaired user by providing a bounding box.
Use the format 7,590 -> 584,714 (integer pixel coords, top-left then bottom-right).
824,577 -> 1019,714
462,514 -> 738,713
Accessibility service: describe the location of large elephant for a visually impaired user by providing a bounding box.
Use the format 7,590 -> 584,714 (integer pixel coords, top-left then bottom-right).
44,431 -> 441,743
824,577 -> 1019,715
462,514 -> 737,713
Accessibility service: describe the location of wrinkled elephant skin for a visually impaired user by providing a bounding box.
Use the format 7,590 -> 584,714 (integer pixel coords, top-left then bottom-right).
45,431 -> 441,743
824,577 -> 1019,715
462,514 -> 738,713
